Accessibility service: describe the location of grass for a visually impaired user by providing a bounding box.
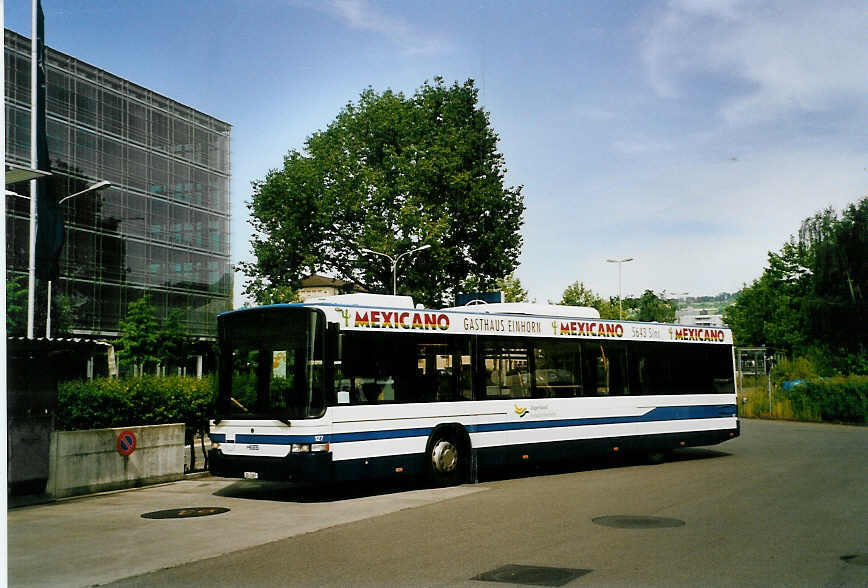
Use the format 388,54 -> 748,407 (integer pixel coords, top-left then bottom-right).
737,376 -> 820,421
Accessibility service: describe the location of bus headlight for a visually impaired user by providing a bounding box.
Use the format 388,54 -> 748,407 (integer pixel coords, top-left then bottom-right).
291,443 -> 330,453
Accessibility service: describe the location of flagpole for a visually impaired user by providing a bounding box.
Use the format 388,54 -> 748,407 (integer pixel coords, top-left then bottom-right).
27,0 -> 38,339
2,4 -> 13,581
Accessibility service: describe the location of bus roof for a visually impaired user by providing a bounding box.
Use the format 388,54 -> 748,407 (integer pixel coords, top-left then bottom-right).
290,294 -> 733,345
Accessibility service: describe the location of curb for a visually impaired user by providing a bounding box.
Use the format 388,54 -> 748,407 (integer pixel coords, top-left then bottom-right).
8,471 -> 214,509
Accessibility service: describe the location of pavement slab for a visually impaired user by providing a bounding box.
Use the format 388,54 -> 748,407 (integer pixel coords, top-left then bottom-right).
8,477 -> 484,587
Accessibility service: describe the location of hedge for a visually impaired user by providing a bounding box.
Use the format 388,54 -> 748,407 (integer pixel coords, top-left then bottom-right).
56,376 -> 216,439
781,376 -> 868,424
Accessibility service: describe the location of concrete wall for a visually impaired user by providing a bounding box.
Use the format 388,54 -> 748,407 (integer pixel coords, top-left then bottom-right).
47,424 -> 185,499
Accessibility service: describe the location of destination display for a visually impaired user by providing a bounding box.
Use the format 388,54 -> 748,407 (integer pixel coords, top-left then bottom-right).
329,306 -> 732,344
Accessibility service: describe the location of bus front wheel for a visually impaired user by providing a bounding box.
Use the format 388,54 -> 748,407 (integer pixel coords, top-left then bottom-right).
428,432 -> 464,486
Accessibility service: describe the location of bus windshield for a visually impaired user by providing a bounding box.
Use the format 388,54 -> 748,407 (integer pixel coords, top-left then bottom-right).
216,307 -> 325,420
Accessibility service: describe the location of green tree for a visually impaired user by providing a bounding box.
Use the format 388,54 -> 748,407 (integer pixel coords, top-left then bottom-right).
722,276 -> 777,346
5,275 -> 74,337
157,310 -> 191,372
724,196 -> 866,371
634,290 -> 677,323
242,277 -> 301,306
556,281 -> 619,319
6,275 -> 28,336
242,77 -> 525,307
725,245 -> 811,351
797,199 -> 866,353
497,273 -> 529,303
46,291 -> 75,338
559,281 -> 600,308
116,295 -> 161,374
595,297 -> 621,320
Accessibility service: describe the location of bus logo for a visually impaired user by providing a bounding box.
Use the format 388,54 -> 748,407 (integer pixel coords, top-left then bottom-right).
353,310 -> 450,331
514,404 -> 529,418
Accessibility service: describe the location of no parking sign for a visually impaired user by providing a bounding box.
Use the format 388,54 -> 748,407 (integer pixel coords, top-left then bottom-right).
116,430 -> 137,456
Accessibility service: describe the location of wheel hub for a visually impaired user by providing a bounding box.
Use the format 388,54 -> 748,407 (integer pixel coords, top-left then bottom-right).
431,440 -> 458,473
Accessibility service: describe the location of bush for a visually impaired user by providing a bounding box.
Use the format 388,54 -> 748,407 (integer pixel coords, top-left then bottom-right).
797,347 -> 868,377
57,376 -> 216,438
781,376 -> 868,424
771,356 -> 819,389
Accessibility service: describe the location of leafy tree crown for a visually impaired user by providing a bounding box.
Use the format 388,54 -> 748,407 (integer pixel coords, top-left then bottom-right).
243,77 -> 524,308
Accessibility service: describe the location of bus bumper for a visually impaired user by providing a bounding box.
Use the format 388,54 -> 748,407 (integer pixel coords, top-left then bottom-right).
208,449 -> 334,483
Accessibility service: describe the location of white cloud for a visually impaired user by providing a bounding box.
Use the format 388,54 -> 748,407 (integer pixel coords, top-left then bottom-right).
641,0 -> 868,124
324,0 -> 451,56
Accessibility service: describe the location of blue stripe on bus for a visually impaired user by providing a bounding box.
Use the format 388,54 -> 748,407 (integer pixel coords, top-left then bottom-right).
211,405 -> 735,445
467,404 -> 735,434
331,427 -> 435,443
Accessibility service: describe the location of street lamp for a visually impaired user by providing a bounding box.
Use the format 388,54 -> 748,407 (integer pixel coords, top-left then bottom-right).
606,257 -> 634,320
57,180 -> 112,204
360,244 -> 431,295
5,163 -> 51,185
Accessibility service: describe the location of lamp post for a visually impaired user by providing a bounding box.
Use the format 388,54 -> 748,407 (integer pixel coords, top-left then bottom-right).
360,244 -> 431,295
606,257 -> 634,320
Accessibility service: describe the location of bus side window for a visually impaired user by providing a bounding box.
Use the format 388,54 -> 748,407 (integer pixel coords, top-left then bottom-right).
626,343 -> 653,396
413,344 -> 439,402
339,333 -> 400,404
457,346 -> 473,400
412,340 -> 472,402
582,342 -> 628,396
480,340 -> 530,399
533,342 -> 580,398
606,343 -> 628,395
582,343 -> 605,396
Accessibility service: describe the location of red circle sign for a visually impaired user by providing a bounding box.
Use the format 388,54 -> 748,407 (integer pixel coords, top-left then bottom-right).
117,430 -> 137,456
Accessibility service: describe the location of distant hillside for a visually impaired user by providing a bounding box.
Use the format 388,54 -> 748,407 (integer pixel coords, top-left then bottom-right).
675,292 -> 738,315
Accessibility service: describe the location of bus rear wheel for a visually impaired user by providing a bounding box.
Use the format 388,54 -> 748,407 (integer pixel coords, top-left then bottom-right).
428,433 -> 464,486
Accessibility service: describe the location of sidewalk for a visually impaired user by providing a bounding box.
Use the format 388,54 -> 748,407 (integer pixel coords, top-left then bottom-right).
8,476 -> 483,587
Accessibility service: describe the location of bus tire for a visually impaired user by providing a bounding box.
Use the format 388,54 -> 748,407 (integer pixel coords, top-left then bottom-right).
426,428 -> 467,486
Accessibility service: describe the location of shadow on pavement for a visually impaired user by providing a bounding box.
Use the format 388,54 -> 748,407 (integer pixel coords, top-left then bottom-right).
212,447 -> 729,503
212,477 -> 425,503
473,446 -> 731,484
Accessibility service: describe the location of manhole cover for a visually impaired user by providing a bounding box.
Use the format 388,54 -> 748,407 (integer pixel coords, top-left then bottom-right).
592,515 -> 685,529
141,507 -> 230,519
841,555 -> 868,566
473,564 -> 592,586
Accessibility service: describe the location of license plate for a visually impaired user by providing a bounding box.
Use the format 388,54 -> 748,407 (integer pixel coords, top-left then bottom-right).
243,471 -> 258,480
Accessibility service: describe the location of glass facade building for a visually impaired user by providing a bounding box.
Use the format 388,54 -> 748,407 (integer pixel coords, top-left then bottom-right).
5,29 -> 232,338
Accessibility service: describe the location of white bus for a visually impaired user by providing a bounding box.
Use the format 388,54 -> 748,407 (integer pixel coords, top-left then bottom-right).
208,294 -> 738,485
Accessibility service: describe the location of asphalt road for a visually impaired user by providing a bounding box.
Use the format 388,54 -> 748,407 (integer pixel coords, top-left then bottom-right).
10,419 -> 868,587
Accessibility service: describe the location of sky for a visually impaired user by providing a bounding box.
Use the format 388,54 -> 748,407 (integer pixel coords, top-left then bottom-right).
5,0 -> 867,306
